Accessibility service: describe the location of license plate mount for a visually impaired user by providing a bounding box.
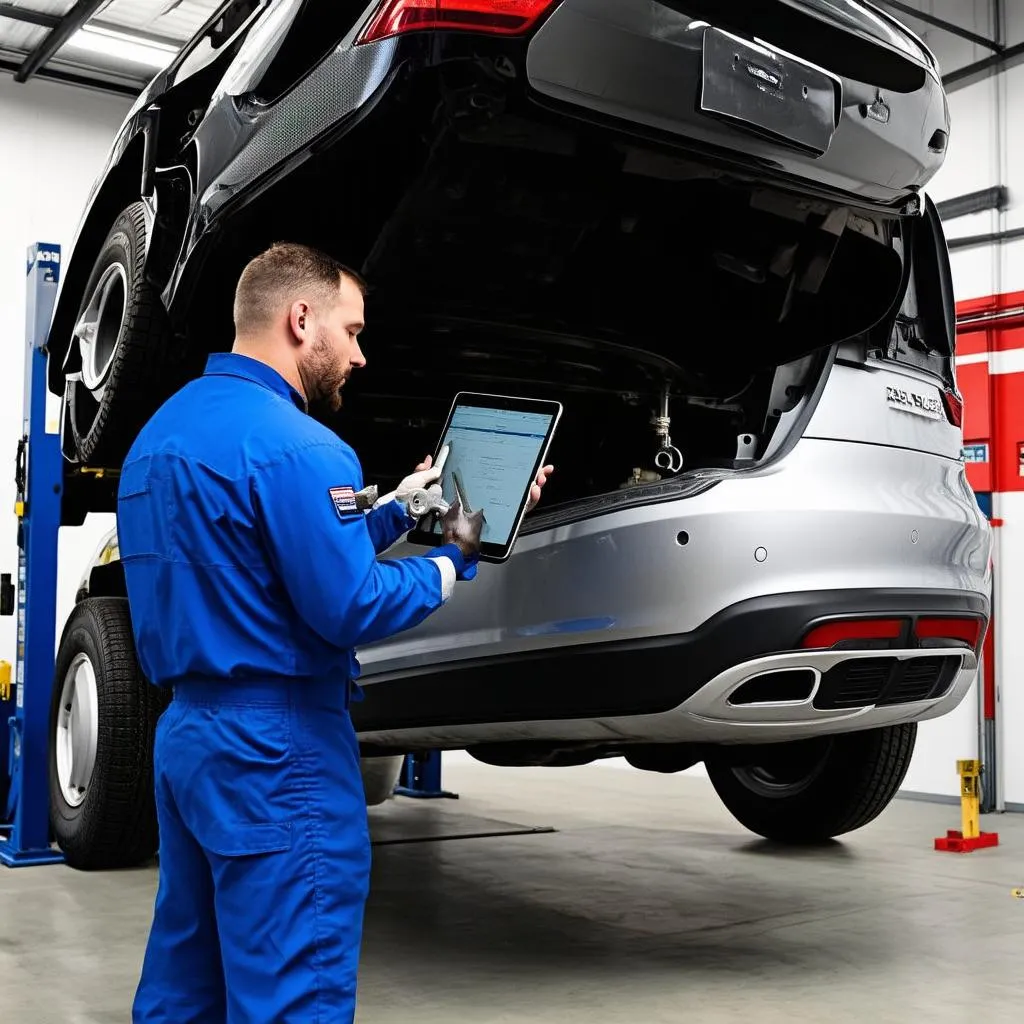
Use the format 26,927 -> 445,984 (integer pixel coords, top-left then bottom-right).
700,27 -> 840,157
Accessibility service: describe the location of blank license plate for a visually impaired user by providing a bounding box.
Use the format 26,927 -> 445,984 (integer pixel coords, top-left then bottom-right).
700,27 -> 839,156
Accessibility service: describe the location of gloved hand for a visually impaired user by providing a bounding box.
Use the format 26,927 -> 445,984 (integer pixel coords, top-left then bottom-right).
395,459 -> 442,503
441,496 -> 484,578
373,457 -> 443,513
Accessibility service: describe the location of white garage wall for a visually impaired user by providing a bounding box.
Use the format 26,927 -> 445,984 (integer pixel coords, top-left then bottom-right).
895,73 -> 995,799
0,75 -> 132,665
990,75 -> 1024,808
887,2 -> 1024,802
987,6 -> 1024,807
997,24 -> 1024,299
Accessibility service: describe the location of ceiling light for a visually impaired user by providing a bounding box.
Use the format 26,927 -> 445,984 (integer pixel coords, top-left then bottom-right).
65,24 -> 180,70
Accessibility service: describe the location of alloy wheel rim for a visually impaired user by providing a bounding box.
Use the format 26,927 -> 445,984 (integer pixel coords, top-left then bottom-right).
55,652 -> 99,809
74,262 -> 128,396
730,738 -> 833,799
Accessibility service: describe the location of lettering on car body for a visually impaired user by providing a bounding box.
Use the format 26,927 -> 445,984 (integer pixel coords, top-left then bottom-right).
885,385 -> 943,419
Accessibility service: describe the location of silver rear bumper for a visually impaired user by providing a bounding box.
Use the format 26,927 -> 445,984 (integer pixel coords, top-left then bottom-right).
360,438 -> 992,677
357,645 -> 977,749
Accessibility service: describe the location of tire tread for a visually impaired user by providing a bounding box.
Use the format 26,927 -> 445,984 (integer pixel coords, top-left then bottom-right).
49,598 -> 169,870
73,202 -> 186,466
706,724 -> 917,844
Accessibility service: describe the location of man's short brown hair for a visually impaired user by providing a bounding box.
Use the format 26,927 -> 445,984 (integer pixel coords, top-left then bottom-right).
233,242 -> 366,336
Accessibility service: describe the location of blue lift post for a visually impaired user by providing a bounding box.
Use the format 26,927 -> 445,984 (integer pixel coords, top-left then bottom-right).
0,243 -> 65,867
395,751 -> 459,800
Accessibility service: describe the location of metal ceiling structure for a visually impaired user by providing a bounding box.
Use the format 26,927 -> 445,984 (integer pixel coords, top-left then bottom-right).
0,0 -> 221,96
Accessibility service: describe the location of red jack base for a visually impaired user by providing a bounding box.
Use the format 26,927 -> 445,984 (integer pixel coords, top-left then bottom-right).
934,829 -> 1000,853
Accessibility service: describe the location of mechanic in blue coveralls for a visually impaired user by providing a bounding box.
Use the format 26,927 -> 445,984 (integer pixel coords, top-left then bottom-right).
117,241 -> 553,1023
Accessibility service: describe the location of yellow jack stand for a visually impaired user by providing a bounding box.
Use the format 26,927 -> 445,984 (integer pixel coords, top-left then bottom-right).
935,759 -> 999,853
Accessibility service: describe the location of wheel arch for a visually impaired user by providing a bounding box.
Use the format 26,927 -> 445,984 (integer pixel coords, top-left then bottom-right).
75,528 -> 126,604
47,130 -> 158,396
82,561 -> 128,603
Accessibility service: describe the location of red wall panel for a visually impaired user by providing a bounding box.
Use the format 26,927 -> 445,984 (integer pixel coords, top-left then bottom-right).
992,372 -> 1024,493
956,291 -> 1024,494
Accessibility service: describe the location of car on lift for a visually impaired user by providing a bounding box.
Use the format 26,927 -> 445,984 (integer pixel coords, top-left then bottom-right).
47,0 -> 992,870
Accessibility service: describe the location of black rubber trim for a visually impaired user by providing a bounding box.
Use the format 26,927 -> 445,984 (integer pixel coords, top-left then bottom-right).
352,588 -> 989,733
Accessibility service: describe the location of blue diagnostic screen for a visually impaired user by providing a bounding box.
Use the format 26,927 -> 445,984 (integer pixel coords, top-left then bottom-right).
428,404 -> 554,546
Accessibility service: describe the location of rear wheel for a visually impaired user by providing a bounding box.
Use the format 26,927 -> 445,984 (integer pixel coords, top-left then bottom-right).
705,725 -> 916,843
64,201 -> 183,467
48,598 -> 169,870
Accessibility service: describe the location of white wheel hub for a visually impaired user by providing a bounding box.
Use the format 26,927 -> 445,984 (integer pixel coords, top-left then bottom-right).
55,652 -> 99,809
74,262 -> 128,400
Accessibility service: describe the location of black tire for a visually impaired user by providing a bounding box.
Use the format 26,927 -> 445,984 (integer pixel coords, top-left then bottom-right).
66,201 -> 180,467
48,598 -> 170,870
705,725 -> 917,844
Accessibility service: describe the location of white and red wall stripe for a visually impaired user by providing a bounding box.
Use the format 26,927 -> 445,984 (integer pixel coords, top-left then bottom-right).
952,291 -> 1024,809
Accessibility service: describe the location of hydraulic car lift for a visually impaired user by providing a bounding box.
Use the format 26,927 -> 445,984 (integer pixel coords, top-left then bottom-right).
0,243 -> 66,867
395,750 -> 458,800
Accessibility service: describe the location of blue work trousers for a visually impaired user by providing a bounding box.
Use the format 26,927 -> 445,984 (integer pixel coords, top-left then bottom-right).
132,678 -> 371,1023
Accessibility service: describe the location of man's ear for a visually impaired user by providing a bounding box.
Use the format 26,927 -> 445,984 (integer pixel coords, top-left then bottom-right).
288,301 -> 311,345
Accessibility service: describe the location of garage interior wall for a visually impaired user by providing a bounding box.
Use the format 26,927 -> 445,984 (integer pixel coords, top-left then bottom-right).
881,1 -> 1024,803
0,75 -> 131,666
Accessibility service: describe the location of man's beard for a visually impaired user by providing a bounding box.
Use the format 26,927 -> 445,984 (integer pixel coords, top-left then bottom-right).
299,330 -> 347,420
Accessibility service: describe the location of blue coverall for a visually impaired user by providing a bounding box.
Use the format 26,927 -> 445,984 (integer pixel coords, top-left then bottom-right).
117,352 -> 472,1023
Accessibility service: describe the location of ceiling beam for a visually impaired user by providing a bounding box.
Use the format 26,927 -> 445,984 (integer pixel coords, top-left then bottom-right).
0,56 -> 141,97
936,186 -> 1009,221
875,0 -> 1003,53
947,225 -> 1024,251
13,0 -> 111,84
0,3 -> 60,29
943,38 -> 1024,92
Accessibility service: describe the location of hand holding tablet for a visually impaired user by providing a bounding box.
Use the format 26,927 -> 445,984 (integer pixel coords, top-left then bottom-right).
407,392 -> 562,563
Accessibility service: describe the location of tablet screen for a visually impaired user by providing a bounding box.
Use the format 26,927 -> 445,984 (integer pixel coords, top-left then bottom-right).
424,402 -> 557,548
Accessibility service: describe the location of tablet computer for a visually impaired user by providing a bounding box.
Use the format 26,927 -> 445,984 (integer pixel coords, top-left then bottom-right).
406,392 -> 562,563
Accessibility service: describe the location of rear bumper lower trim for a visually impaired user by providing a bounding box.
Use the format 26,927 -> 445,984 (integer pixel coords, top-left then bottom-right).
352,587 -> 989,740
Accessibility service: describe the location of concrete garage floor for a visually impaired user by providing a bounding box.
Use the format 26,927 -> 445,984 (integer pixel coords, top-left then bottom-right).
2,761 -> 1023,1023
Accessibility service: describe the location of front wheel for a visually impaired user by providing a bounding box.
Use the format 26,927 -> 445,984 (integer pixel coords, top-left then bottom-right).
704,725 -> 916,844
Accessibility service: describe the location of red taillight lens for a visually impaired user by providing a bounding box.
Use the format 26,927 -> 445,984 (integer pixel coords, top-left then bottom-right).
914,617 -> 983,649
942,387 -> 964,428
357,0 -> 556,42
802,619 -> 903,649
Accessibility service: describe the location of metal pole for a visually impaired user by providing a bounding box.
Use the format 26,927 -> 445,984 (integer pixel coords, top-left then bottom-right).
0,243 -> 65,867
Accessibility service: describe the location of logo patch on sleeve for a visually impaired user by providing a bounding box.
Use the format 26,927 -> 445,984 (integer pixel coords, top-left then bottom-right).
329,485 -> 359,518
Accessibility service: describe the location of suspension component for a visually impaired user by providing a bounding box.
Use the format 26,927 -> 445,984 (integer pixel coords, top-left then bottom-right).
651,386 -> 684,474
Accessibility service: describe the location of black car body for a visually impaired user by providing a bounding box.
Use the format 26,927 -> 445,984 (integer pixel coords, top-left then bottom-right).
50,0 -> 950,482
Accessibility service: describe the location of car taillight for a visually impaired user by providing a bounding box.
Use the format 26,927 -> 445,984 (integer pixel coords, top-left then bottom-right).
914,617 -> 982,649
942,387 -> 964,428
357,0 -> 558,42
802,619 -> 904,649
